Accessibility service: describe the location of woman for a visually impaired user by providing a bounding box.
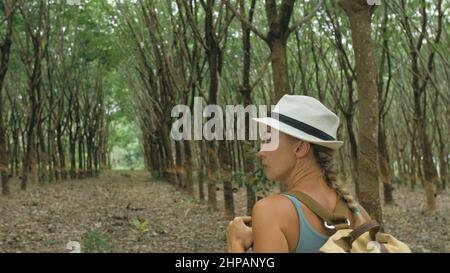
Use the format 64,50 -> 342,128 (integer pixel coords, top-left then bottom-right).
227,95 -> 370,253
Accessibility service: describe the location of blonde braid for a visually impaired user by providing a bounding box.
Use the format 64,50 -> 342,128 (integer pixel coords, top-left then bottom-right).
312,144 -> 362,218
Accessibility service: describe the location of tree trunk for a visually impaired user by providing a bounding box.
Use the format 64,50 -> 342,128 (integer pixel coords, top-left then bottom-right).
48,123 -> 55,182
340,0 -> 382,224
379,121 -> 393,204
12,115 -> 19,177
22,107 -> 38,190
56,128 -> 66,180
198,141 -> 206,202
100,119 -> 109,170
184,140 -> 194,196
410,141 -> 417,190
162,125 -> 177,185
30,135 -> 38,187
416,116 -> 438,210
411,38 -> 438,212
0,113 -> 9,195
78,136 -> 84,179
69,134 -> 76,179
437,126 -> 447,191
37,121 -> 48,184
401,0 -> 443,211
207,141 -> 218,212
246,183 -> 256,216
238,0 -> 257,215
344,112 -> 359,191
204,0 -> 221,212
174,140 -> 183,190
219,141 -> 235,219
377,2 -> 394,205
0,0 -> 14,195
269,38 -> 290,101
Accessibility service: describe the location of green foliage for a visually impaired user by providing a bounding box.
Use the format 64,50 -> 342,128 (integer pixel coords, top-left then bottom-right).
109,116 -> 144,170
131,218 -> 149,241
43,239 -> 57,247
131,218 -> 149,232
231,170 -> 245,188
252,164 -> 273,196
82,228 -> 115,253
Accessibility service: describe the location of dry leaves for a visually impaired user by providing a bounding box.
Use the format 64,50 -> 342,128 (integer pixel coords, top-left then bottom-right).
0,171 -> 448,253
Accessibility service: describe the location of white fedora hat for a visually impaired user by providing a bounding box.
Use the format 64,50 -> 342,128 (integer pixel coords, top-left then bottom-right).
253,95 -> 343,150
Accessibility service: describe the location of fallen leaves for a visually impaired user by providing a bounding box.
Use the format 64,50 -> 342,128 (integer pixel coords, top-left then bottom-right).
0,171 -> 448,253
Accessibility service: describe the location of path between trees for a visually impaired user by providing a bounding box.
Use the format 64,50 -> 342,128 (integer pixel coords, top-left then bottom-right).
0,171 -> 448,253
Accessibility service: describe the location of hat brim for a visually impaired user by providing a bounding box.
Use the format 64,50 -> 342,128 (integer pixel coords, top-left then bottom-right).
252,117 -> 344,151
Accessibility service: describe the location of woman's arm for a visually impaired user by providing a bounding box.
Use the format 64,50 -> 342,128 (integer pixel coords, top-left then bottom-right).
251,196 -> 290,253
227,195 -> 291,253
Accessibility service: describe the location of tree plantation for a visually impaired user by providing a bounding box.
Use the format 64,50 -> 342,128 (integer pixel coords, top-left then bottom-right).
0,0 -> 449,253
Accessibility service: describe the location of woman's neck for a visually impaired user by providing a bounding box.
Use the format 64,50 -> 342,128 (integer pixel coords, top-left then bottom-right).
285,158 -> 328,193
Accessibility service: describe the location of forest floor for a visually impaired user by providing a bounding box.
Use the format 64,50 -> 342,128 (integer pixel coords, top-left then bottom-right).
0,170 -> 448,253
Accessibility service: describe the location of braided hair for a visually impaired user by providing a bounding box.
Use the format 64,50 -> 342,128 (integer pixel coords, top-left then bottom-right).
312,144 -> 365,223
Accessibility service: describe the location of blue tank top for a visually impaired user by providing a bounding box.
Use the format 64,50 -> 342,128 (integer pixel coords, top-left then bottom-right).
283,194 -> 329,253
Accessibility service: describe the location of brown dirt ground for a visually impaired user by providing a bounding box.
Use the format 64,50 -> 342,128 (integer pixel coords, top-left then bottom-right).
0,170 -> 448,253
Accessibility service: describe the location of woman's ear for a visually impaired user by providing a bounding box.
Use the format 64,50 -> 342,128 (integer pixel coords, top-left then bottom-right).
294,141 -> 310,158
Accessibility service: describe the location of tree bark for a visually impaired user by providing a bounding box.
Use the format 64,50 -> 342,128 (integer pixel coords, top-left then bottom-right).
203,0 -> 222,212
198,141 -> 206,202
0,0 -> 14,195
269,38 -> 290,100
437,124 -> 447,191
219,141 -> 235,220
340,0 -> 382,223
238,0 -> 257,215
400,0 -> 443,211
378,3 -> 393,205
184,140 -> 194,196
37,121 -> 48,184
379,122 -> 393,204
174,140 -> 183,189
207,141 -> 218,212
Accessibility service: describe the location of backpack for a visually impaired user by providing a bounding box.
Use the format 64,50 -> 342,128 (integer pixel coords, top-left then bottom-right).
286,191 -> 411,253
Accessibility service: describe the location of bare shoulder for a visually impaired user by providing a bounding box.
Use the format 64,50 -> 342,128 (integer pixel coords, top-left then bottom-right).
253,194 -> 292,209
252,194 -> 295,220
251,195 -> 293,252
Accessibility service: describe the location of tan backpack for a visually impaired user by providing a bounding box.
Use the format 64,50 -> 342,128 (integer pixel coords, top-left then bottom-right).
287,191 -> 411,253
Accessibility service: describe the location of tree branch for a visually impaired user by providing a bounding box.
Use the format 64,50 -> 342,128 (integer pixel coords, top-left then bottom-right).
278,0 -> 295,32
222,0 -> 268,43
289,0 -> 324,34
177,0 -> 208,50
250,56 -> 271,90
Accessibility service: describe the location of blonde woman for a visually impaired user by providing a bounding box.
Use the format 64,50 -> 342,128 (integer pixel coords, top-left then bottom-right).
227,95 -> 370,253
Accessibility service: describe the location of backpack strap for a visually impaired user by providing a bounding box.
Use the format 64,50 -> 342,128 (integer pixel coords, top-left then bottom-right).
337,219 -> 383,252
349,219 -> 381,244
286,191 -> 351,229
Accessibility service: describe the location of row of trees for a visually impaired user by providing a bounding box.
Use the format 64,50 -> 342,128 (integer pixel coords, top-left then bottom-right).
0,0 -> 114,195
116,0 -> 449,223
1,0 -> 447,225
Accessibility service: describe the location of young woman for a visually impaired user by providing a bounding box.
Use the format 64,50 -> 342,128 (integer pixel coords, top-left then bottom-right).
226,95 -> 370,253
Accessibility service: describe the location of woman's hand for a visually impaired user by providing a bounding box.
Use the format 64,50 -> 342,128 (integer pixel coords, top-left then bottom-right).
226,216 -> 253,252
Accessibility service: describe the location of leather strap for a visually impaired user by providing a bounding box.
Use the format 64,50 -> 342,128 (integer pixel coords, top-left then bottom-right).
349,220 -> 380,245
286,191 -> 350,228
